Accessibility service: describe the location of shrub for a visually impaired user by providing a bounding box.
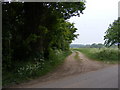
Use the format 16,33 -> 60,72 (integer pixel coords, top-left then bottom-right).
95,48 -> 119,61
3,49 -> 71,87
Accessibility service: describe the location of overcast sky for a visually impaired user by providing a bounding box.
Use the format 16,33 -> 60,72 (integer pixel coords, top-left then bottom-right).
69,0 -> 119,45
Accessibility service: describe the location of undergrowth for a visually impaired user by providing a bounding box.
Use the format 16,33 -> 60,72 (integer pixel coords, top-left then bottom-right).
3,50 -> 72,87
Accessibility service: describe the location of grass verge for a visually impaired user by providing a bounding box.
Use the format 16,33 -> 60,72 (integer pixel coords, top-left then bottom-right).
73,48 -> 119,64
3,50 -> 72,87
74,52 -> 80,61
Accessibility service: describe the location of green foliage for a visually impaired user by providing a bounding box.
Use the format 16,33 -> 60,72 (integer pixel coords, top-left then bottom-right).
17,58 -> 45,77
74,48 -> 119,63
2,2 -> 85,86
25,34 -> 39,44
49,19 -> 78,51
95,48 -> 119,61
104,17 -> 120,48
3,50 -> 71,86
45,2 -> 86,19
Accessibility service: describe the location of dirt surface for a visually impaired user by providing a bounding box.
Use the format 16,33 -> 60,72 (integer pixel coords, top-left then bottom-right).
10,51 -> 112,88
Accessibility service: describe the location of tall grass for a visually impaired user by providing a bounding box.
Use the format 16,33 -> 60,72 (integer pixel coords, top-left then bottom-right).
74,48 -> 119,63
3,50 -> 72,87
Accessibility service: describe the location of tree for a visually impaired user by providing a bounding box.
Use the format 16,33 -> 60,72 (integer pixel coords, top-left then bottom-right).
2,2 -> 85,69
23,2 -> 85,58
104,17 -> 120,49
49,19 -> 78,51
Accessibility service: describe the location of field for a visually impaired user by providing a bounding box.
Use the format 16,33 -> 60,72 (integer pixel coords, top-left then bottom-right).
73,48 -> 119,64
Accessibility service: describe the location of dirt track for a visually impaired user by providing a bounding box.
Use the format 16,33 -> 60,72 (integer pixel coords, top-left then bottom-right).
11,51 -> 112,88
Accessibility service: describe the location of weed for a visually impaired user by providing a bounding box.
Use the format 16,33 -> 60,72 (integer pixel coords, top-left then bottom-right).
74,52 -> 79,60
3,50 -> 72,87
74,48 -> 119,64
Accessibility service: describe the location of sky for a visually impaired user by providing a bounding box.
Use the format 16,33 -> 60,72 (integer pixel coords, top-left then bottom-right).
68,0 -> 119,45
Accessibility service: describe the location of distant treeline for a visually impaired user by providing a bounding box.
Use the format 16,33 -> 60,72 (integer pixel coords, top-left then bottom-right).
70,43 -> 118,48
